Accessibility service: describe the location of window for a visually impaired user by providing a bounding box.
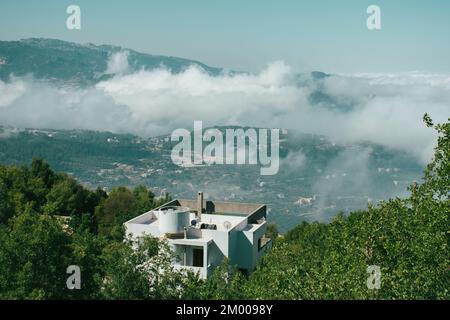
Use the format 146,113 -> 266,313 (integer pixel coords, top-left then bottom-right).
192,248 -> 204,267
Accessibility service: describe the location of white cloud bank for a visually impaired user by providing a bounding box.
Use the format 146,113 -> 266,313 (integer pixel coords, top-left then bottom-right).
105,51 -> 130,75
0,57 -> 449,164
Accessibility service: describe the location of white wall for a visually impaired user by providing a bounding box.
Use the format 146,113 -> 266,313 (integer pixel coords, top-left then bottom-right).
124,222 -> 160,238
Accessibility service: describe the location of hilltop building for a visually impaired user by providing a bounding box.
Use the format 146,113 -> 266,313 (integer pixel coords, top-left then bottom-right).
124,192 -> 272,278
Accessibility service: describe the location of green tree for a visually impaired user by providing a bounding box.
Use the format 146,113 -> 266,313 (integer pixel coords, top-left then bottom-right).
30,158 -> 56,190
95,186 -> 170,239
67,230 -> 106,299
133,185 -> 156,213
95,187 -> 136,238
242,117 -> 449,300
44,176 -> 98,217
265,223 -> 279,242
100,236 -> 188,299
188,259 -> 246,300
0,176 -> 15,225
0,210 -> 72,299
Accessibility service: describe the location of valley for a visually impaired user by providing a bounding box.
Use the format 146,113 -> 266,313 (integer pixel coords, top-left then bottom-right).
0,125 -> 424,232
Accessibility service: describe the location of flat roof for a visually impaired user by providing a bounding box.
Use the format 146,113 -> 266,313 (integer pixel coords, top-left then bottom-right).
126,210 -> 246,232
125,196 -> 268,234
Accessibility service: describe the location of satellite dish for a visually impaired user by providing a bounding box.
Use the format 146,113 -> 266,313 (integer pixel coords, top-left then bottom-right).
223,221 -> 231,230
191,219 -> 197,226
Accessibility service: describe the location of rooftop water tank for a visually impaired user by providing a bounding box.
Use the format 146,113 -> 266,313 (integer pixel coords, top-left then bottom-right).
157,206 -> 190,235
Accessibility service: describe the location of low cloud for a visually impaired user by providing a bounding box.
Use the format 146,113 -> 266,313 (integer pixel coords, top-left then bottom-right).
310,147 -> 373,221
0,55 -> 449,164
105,51 -> 130,75
281,150 -> 307,171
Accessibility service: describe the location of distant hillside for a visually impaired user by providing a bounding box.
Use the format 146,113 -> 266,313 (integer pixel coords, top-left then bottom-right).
0,126 -> 424,232
0,38 -> 223,86
0,38 -> 358,113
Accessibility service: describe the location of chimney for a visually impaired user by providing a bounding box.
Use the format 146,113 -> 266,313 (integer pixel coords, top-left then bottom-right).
197,191 -> 203,219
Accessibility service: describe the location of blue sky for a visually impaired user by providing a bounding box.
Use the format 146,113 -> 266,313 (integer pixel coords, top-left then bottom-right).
1,0 -> 449,73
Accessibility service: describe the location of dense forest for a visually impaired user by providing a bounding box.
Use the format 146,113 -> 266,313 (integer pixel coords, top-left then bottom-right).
0,116 -> 448,299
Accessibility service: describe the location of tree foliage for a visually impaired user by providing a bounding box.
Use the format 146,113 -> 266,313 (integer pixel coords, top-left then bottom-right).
0,210 -> 72,299
100,237 -> 191,300
239,116 -> 449,300
0,159 -> 178,299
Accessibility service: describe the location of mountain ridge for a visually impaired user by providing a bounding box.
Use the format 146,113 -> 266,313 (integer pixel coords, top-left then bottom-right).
0,38 -> 225,85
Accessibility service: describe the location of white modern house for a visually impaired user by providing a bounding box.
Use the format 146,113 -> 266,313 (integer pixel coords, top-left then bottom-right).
124,192 -> 272,278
